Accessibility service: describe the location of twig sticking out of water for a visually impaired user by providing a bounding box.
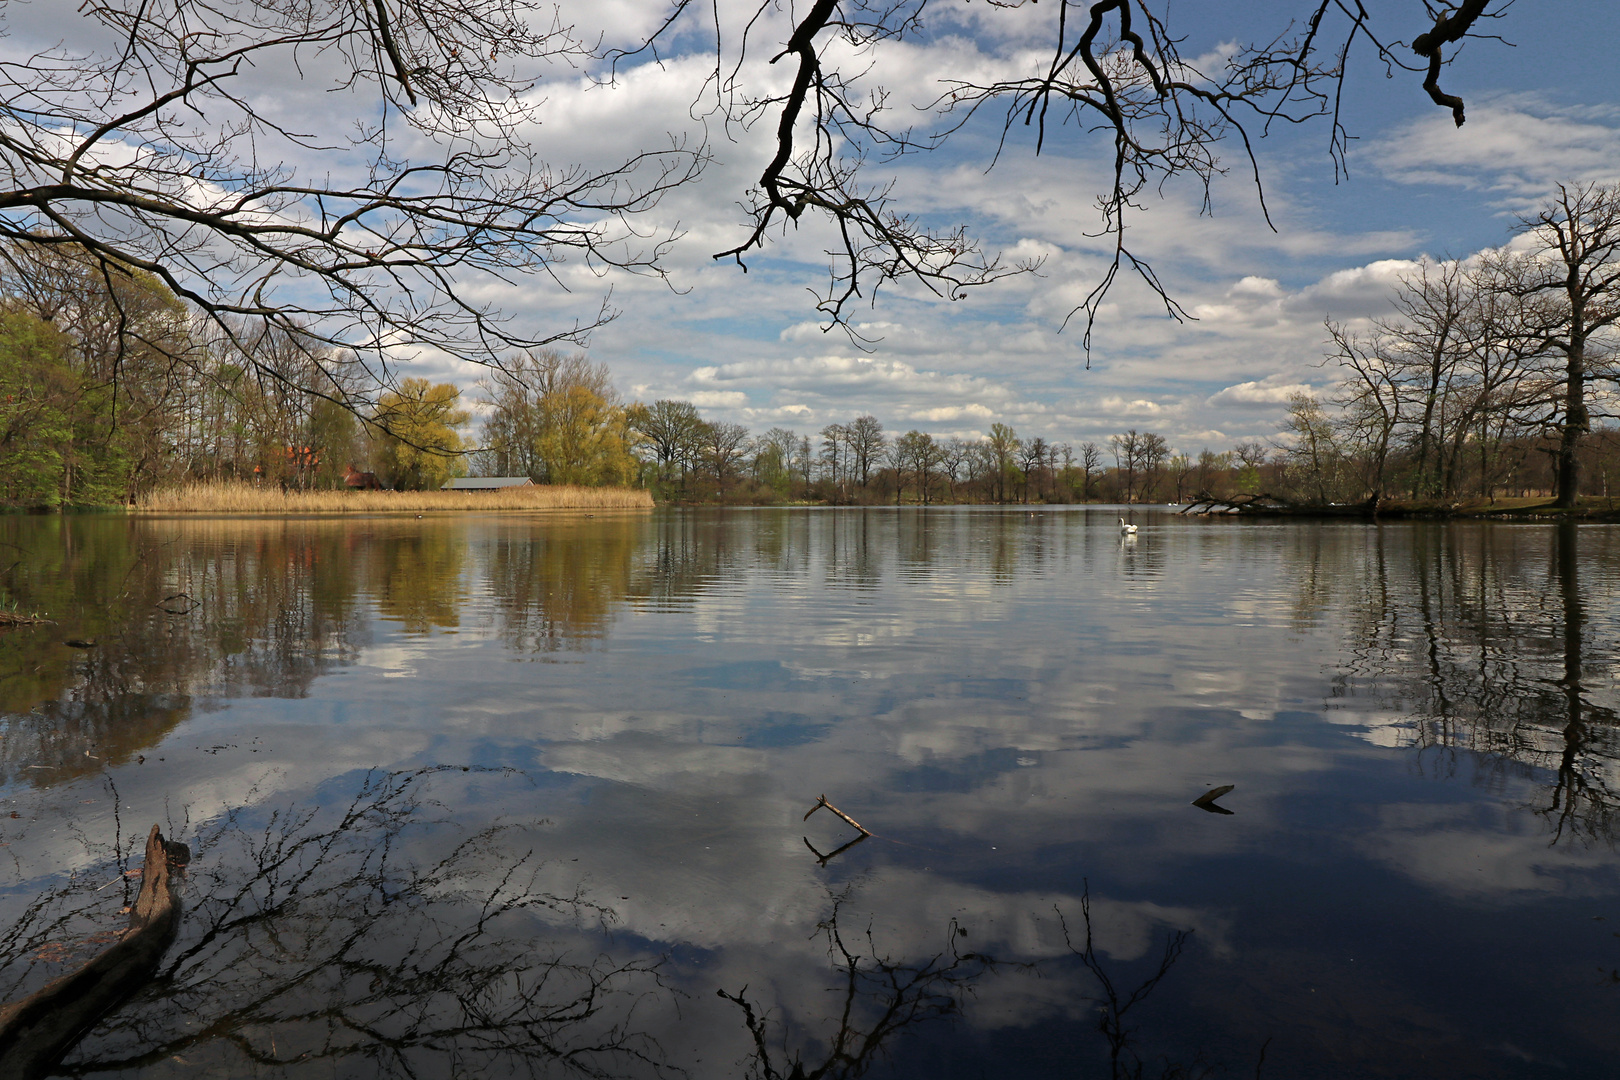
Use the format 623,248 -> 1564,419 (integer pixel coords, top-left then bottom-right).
802,795 -> 872,837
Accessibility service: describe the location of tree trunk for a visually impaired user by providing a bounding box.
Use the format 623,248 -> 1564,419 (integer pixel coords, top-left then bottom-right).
0,825 -> 183,1080
1555,343 -> 1587,509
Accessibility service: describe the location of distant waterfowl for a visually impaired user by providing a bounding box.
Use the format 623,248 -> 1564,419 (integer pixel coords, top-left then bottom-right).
1119,517 -> 1138,535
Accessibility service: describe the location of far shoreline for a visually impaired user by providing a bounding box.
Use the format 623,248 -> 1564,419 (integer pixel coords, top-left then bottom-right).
130,481 -> 653,514
13,489 -> 1620,521
1180,494 -> 1620,522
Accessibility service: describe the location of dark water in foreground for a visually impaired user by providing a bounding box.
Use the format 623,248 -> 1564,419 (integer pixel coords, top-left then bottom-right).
0,508 -> 1617,1078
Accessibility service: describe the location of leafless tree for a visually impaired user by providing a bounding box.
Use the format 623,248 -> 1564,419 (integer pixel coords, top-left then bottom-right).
1137,432 -> 1169,501
1167,452 -> 1192,503
703,420 -> 753,496
1110,430 -> 1142,502
846,415 -> 887,490
1018,436 -> 1047,503
623,0 -> 1509,345
941,437 -> 971,501
0,1 -> 700,412
1503,183 -> 1620,507
1080,442 -> 1103,501
627,400 -> 705,488
1328,319 -> 1405,500
1278,391 -> 1344,504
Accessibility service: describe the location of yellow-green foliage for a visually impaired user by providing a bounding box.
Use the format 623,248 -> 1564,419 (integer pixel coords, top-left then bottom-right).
136,481 -> 652,512
536,384 -> 638,486
0,310 -> 76,506
373,378 -> 470,490
479,351 -> 638,486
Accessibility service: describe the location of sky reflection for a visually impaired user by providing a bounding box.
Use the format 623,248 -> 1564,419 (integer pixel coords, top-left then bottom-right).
1,509 -> 1617,1078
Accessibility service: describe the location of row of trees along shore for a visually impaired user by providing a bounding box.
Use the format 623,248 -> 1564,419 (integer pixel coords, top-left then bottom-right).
1289,182 -> 1620,510
0,240 -> 461,505
2,182 -> 1617,509
0,1 -> 1591,514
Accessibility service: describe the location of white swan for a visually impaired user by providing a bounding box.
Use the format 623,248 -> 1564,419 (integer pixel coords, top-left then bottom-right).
1119,517 -> 1138,535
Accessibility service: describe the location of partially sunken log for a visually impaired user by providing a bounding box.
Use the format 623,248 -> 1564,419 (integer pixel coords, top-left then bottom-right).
0,824 -> 182,1080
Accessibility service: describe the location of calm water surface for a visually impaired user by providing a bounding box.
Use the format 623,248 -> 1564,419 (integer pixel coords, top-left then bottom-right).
0,508 -> 1617,1078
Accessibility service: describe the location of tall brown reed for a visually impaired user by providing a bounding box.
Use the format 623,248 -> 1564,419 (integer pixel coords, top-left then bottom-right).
136,482 -> 653,513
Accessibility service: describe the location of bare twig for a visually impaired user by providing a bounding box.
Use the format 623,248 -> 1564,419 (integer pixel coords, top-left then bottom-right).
802,794 -> 872,836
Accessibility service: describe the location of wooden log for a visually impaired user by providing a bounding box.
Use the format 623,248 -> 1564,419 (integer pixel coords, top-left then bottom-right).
0,824 -> 182,1080
1191,785 -> 1235,815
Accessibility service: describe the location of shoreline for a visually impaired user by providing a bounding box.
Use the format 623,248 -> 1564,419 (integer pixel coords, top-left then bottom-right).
130,482 -> 653,514
1182,495 -> 1620,522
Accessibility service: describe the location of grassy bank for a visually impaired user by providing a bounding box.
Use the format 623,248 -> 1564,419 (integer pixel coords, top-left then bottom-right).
136,481 -> 653,514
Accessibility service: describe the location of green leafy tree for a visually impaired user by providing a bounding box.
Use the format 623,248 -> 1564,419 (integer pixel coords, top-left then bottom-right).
0,311 -> 75,506
986,423 -> 1020,504
479,351 -> 636,486
374,379 -> 469,490
536,385 -> 637,486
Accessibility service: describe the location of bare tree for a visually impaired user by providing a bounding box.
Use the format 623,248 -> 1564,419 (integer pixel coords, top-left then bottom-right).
1137,432 -> 1169,501
0,2 -> 700,412
1192,449 -> 1228,496
702,421 -> 752,496
819,423 -> 849,499
1279,392 -> 1343,504
846,415 -> 886,490
1018,436 -> 1047,503
1328,319 -> 1405,500
1109,430 -> 1142,503
1505,183 -> 1620,507
890,429 -> 943,505
941,437 -> 971,501
1079,443 -> 1103,501
1167,452 -> 1192,503
625,0 -> 1510,343
627,399 -> 706,488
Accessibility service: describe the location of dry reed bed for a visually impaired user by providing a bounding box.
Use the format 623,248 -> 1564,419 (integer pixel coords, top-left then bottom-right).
137,482 -> 652,514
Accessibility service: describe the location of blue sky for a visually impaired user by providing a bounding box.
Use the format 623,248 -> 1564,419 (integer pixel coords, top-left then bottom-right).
10,1 -> 1620,453
504,0 -> 1620,453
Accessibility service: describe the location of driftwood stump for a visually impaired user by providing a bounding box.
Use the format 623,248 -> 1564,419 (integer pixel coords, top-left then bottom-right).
0,824 -> 182,1080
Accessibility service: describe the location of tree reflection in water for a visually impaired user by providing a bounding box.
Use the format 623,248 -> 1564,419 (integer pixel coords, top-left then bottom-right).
720,891 -> 1004,1080
1542,522 -> 1618,844
1057,889 -> 1199,1080
721,887 -> 1205,1080
1334,522 -> 1620,845
0,767 -> 683,1079
0,517 -> 369,788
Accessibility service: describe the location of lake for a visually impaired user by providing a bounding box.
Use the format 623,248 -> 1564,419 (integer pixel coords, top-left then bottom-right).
0,507 -> 1616,1078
